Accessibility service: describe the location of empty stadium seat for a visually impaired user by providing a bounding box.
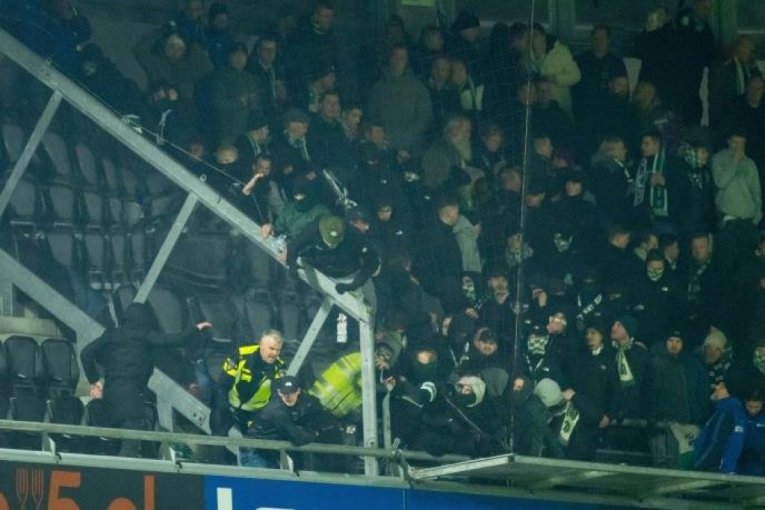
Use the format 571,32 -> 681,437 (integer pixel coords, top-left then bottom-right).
126,230 -> 146,282
7,177 -> 39,226
41,132 -> 76,184
73,142 -> 101,189
42,183 -> 77,226
80,189 -> 104,229
147,286 -> 186,334
45,229 -> 74,269
3,335 -> 45,392
109,232 -> 126,285
101,156 -> 122,195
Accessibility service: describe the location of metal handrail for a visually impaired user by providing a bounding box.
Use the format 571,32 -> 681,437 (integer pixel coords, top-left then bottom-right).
0,419 -> 468,464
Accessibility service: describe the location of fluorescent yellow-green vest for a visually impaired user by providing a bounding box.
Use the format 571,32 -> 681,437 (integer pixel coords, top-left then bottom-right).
309,352 -> 363,417
223,344 -> 284,412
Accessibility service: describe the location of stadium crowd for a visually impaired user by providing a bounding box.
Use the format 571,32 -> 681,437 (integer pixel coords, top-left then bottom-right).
3,0 -> 765,475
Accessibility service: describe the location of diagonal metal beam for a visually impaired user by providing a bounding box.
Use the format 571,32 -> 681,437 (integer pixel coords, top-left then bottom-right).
134,193 -> 198,303
286,297 -> 333,376
0,90 -> 62,217
0,248 -> 105,350
0,28 -> 368,325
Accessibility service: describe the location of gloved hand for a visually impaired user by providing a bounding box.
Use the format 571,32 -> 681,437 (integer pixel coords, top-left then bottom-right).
335,283 -> 354,294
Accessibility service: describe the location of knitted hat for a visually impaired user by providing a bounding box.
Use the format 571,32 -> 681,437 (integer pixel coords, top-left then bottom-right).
451,11 -> 480,32
615,314 -> 638,339
319,215 -> 345,248
534,378 -> 564,408
703,329 -> 727,350
248,110 -> 269,131
283,107 -> 310,125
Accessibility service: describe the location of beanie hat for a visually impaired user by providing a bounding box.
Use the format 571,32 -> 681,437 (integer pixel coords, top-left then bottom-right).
534,378 -> 564,408
703,328 -> 727,350
248,110 -> 269,131
318,215 -> 345,248
451,11 -> 480,33
615,314 -> 638,339
283,107 -> 310,125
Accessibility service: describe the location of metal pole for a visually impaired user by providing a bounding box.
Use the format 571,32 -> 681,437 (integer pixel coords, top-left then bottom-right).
358,318 -> 379,476
0,90 -> 62,217
286,297 -> 333,376
134,193 -> 198,303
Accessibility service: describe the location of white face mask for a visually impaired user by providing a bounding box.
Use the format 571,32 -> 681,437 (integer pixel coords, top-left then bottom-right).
647,268 -> 664,282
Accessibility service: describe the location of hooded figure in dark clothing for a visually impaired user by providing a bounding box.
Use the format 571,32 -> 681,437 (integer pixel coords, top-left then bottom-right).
80,302 -> 211,457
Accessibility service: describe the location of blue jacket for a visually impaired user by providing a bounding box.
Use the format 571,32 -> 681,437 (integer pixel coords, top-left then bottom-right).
694,397 -> 765,475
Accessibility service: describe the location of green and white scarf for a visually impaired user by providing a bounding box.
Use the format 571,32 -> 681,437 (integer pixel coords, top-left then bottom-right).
614,338 -> 635,386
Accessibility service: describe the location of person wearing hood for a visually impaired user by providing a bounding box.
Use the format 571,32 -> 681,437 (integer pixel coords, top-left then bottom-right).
446,11 -> 485,79
81,303 -> 212,457
647,331 -> 709,468
561,319 -> 621,460
505,377 -> 566,458
417,373 -> 500,457
526,23 -> 581,118
673,134 -> 715,236
367,44 -> 433,155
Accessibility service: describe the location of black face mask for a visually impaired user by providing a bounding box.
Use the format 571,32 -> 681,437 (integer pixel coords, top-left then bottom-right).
453,391 -> 478,408
411,360 -> 438,383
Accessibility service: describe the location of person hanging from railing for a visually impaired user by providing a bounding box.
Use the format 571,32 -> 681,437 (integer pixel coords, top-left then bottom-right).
211,329 -> 285,437
286,215 -> 380,313
80,302 -> 212,457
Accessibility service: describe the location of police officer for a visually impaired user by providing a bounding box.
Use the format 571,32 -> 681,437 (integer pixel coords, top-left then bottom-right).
241,375 -> 335,468
212,329 -> 285,435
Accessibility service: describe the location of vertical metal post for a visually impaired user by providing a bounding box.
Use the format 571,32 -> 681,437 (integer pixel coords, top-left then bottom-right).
358,316 -> 379,476
286,298 -> 333,376
0,275 -> 15,316
134,194 -> 198,303
0,90 -> 62,217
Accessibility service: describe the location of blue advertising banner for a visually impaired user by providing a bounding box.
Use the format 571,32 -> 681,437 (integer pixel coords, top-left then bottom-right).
204,476 -> 616,510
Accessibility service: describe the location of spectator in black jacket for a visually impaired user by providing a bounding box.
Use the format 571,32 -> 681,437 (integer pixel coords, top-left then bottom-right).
81,303 -> 211,457
287,215 -> 380,308
561,319 -> 620,460
241,375 -> 336,468
610,315 -> 649,421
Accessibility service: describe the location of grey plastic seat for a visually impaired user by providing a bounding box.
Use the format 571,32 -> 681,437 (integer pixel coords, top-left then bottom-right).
73,143 -> 101,189
46,230 -> 74,269
121,165 -> 139,199
2,123 -> 26,164
145,172 -> 174,196
84,232 -> 107,289
127,230 -> 146,283
147,287 -> 186,334
109,232 -> 126,285
45,183 -> 76,226
101,157 -> 122,195
41,132 -> 75,184
8,177 -> 38,225
81,190 -> 104,229
106,197 -> 123,228
197,293 -> 240,343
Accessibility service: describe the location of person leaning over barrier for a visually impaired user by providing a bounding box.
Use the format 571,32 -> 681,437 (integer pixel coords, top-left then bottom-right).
211,330 -> 285,435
